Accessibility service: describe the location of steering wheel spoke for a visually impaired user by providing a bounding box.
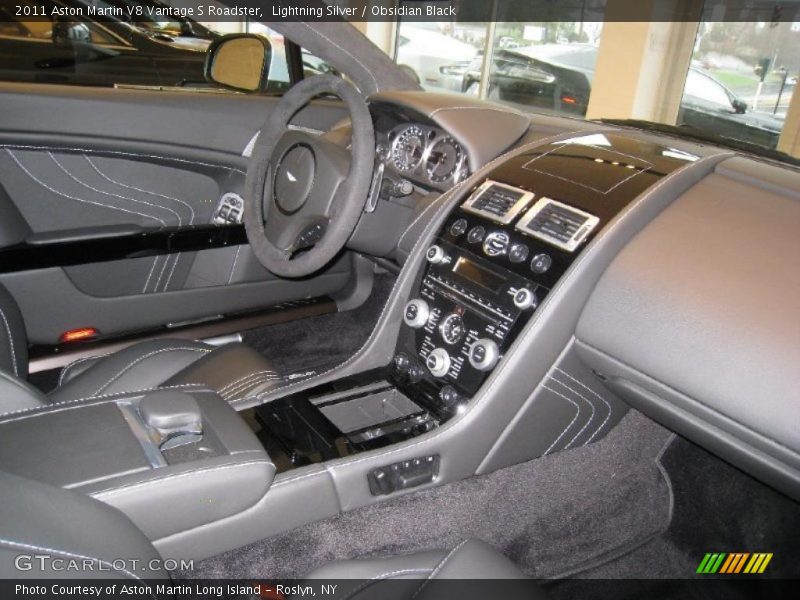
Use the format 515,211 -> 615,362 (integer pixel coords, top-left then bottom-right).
244,75 -> 375,278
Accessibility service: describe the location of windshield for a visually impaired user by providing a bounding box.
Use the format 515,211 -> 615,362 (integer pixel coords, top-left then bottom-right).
393,9 -> 798,164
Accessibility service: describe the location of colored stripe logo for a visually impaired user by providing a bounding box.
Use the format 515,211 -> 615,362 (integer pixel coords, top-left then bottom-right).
696,553 -> 773,574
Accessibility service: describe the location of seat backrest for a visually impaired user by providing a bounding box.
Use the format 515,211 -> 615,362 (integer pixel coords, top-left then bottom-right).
0,470 -> 168,580
0,282 -> 27,379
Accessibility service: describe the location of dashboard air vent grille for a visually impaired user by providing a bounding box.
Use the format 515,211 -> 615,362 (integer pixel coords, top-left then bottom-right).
516,198 -> 599,252
461,180 -> 534,225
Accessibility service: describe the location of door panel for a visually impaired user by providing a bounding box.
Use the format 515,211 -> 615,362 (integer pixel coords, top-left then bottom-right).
0,83 -> 353,345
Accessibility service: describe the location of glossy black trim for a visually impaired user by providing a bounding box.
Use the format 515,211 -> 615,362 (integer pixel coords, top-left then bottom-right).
0,224 -> 247,274
396,132 -> 701,398
249,365 -> 447,469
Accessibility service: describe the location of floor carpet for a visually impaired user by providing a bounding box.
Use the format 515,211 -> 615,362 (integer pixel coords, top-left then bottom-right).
186,410 -> 674,580
242,272 -> 395,378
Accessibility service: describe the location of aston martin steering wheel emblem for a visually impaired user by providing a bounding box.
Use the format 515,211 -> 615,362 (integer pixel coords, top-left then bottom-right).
286,171 -> 297,182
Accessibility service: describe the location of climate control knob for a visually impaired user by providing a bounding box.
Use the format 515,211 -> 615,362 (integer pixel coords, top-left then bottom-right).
468,338 -> 500,372
426,245 -> 447,264
403,299 -> 430,329
426,348 -> 451,378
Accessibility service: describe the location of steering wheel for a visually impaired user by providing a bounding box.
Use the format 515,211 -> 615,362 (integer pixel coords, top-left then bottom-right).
243,75 -> 375,278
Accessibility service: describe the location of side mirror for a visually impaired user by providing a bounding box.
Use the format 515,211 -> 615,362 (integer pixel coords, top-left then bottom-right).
732,98 -> 747,114
204,34 -> 271,93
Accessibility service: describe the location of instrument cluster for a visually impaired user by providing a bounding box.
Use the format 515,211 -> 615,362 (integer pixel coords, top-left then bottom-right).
377,123 -> 470,190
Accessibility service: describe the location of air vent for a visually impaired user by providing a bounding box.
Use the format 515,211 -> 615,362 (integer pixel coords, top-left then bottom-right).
461,180 -> 534,225
515,198 -> 599,252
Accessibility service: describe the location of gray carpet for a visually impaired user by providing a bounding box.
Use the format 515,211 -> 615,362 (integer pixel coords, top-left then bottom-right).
556,436 -> 800,582
187,410 -> 674,580
242,272 -> 395,376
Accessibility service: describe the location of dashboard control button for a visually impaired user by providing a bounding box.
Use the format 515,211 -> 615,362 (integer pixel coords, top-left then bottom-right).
468,338 -> 500,372
467,226 -> 486,244
426,348 -> 451,378
403,299 -> 430,328
482,231 -> 510,257
438,312 -> 465,345
449,218 -> 468,237
439,385 -> 461,409
508,243 -> 530,264
530,253 -> 553,274
513,288 -> 538,310
393,353 -> 411,374
426,245 -> 447,264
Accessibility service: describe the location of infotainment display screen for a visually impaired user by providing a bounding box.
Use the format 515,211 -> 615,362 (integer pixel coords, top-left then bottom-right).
452,257 -> 505,294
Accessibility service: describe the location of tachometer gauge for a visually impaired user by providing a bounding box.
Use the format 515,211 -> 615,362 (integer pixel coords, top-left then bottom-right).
426,136 -> 463,183
391,126 -> 426,171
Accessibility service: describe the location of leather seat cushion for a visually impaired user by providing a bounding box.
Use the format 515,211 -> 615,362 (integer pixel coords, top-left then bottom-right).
49,340 -> 282,406
48,339 -> 214,404
303,539 -> 546,600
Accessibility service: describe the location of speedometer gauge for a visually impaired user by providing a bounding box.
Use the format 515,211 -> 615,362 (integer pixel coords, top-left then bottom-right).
426,136 -> 463,183
391,126 -> 426,171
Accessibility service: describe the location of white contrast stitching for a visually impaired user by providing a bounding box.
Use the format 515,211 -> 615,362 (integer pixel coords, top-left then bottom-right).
5,150 -> 167,226
429,105 -> 527,119
341,569 -> 434,600
0,384 -> 211,423
161,254 -> 180,292
0,539 -> 146,583
548,376 -> 596,450
396,183 -> 464,252
57,354 -> 111,387
0,306 -> 19,376
85,155 -> 196,225
85,155 -> 198,292
89,460 -> 273,497
141,255 -> 160,294
412,539 -> 470,598
152,252 -> 171,292
298,21 -> 379,92
554,367 -> 613,443
227,244 -> 242,284
222,374 -> 281,398
91,347 -> 210,396
49,152 -> 184,225
0,143 -> 244,174
269,469 -> 329,488
218,370 -> 276,393
222,374 -> 282,401
541,384 -> 582,455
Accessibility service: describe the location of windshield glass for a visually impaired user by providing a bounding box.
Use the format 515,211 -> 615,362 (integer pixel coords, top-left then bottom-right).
393,5 -> 798,163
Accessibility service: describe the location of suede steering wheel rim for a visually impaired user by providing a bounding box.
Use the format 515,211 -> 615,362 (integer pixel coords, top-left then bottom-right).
244,74 -> 375,278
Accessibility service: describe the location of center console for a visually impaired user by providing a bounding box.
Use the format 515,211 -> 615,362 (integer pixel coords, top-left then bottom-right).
254,133 -> 693,489
395,179 -> 598,401
0,387 -> 275,540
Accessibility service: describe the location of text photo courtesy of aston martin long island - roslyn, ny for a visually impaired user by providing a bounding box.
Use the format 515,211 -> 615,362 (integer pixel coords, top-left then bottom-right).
0,0 -> 798,599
